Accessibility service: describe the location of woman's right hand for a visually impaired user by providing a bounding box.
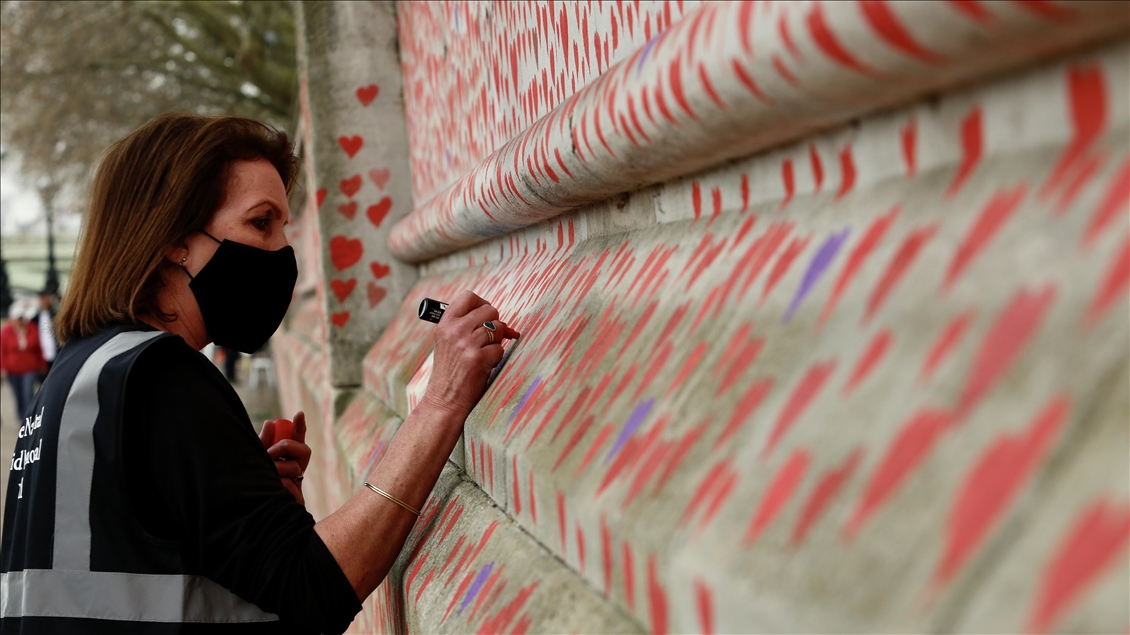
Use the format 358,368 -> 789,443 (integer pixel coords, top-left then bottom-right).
420,290 -> 520,420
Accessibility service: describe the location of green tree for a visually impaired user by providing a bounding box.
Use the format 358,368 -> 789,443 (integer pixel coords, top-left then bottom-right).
0,0 -> 297,191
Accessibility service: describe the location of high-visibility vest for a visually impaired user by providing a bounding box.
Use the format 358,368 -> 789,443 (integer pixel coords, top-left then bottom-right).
1,324 -> 280,632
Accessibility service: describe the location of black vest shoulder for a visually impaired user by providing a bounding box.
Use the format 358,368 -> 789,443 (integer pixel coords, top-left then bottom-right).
1,324 -> 280,633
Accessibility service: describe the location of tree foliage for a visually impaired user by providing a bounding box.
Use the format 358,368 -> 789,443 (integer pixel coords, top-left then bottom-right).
0,0 -> 297,192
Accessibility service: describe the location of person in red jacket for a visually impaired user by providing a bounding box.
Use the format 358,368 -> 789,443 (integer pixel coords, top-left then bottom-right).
1,298 -> 47,420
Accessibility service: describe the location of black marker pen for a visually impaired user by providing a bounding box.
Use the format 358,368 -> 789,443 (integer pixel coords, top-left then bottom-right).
418,298 -> 447,323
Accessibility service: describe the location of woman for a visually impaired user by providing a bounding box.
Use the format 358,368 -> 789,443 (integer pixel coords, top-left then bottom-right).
0,298 -> 46,420
0,113 -> 518,634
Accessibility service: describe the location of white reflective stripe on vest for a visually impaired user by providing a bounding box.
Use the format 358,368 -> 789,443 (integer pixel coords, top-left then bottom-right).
0,569 -> 277,622
53,331 -> 165,569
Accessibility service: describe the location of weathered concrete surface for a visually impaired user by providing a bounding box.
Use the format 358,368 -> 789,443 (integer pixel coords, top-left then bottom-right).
275,1 -> 1130,633
296,1 -> 417,388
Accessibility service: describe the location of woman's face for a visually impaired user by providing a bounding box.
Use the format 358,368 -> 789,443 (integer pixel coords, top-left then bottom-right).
181,158 -> 290,275
205,158 -> 291,250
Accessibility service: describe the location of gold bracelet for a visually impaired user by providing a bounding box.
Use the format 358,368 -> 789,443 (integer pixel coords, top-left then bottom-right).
363,481 -> 421,516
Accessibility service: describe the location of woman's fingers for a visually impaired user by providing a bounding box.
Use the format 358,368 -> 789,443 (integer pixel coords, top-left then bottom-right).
440,290 -> 490,322
273,458 -> 304,479
293,411 -> 307,444
268,438 -> 311,466
259,420 -> 275,450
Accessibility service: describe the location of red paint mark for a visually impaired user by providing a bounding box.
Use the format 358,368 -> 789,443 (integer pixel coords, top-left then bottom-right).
439,536 -> 467,579
1053,152 -> 1105,216
1085,235 -> 1129,326
329,235 -> 363,271
600,515 -> 613,595
820,205 -> 899,325
528,470 -> 537,524
330,311 -> 350,327
779,159 -> 795,211
622,542 -> 636,610
655,420 -> 707,493
339,174 -> 363,198
557,490 -> 568,556
844,408 -> 952,539
414,569 -> 436,604
744,448 -> 812,545
946,106 -> 983,199
901,118 -> 917,177
439,505 -> 465,545
553,415 -> 596,472
1042,64 -> 1108,199
843,329 -> 892,396
356,83 -> 379,105
956,284 -> 1057,419
699,62 -> 726,110
771,54 -> 799,86
337,201 -> 357,220
836,145 -> 856,200
668,342 -> 708,397
740,174 -> 751,212
576,522 -> 587,574
647,555 -> 669,635
1082,158 -> 1130,247
337,135 -> 363,158
717,338 -> 765,397
763,361 -> 835,458
733,58 -> 773,105
468,565 -> 505,622
669,57 -> 699,121
575,424 -> 614,477
315,188 -> 326,210
694,578 -> 715,635
739,0 -> 755,54
695,467 -> 740,534
791,449 -> 864,545
632,340 -> 673,402
329,278 -> 356,303
807,3 -> 881,77
711,186 -> 723,220
443,569 -> 477,620
859,0 -> 944,65
681,460 -> 731,526
809,145 -> 824,192
714,379 -> 774,451
478,582 -> 539,635
919,311 -> 976,383
936,395 -> 1070,583
405,549 -> 430,595
692,181 -> 703,220
863,224 -> 937,324
512,456 -> 522,515
779,11 -> 802,60
761,235 -> 811,303
1026,498 -> 1130,633
945,0 -> 994,25
944,184 -> 1027,291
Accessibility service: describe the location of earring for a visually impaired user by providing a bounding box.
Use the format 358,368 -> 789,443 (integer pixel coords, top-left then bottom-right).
180,256 -> 187,266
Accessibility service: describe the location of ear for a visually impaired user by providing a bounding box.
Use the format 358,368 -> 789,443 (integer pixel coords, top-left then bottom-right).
164,240 -> 189,267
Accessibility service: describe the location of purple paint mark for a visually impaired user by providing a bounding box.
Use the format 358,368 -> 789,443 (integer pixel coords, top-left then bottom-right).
606,399 -> 654,464
637,36 -> 660,77
783,228 -> 850,323
507,377 -> 543,426
459,563 -> 494,615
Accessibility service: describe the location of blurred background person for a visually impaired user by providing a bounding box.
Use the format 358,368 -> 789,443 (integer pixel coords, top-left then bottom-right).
36,288 -> 58,376
0,297 -> 46,419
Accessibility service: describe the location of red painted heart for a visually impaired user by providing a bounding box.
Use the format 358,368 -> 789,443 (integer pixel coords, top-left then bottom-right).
331,311 -> 351,327
339,174 -> 362,198
370,261 -> 391,279
330,278 -> 357,303
329,236 -> 363,271
315,188 -> 327,210
356,84 -> 380,106
368,168 -> 391,190
366,197 -> 393,228
367,282 -> 387,308
338,135 -> 364,159
337,201 -> 358,220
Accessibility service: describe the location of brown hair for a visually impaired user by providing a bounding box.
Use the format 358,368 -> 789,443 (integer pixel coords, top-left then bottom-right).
55,113 -> 298,344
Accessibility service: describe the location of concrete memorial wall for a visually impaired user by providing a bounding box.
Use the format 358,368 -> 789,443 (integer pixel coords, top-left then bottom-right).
277,1 -> 1130,632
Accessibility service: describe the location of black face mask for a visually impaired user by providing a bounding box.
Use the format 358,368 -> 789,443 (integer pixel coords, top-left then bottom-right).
183,231 -> 298,353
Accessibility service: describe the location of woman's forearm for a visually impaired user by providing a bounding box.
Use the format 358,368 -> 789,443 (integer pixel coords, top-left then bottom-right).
313,399 -> 467,600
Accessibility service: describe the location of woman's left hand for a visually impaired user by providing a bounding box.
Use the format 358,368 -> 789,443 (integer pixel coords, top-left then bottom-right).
259,411 -> 311,505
